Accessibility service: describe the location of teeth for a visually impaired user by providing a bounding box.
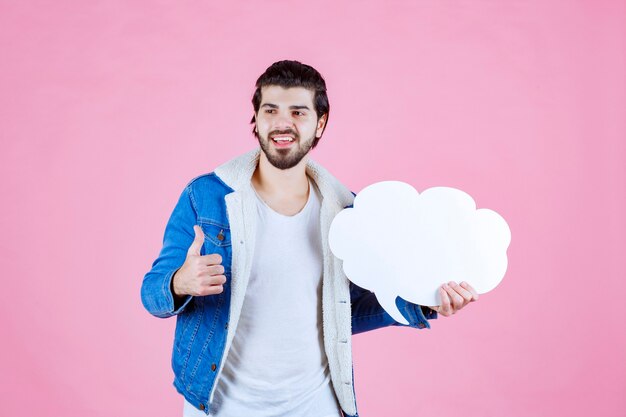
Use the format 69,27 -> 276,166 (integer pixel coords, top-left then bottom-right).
273,137 -> 294,142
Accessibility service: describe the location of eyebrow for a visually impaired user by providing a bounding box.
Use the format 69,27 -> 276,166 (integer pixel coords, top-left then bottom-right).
261,103 -> 311,111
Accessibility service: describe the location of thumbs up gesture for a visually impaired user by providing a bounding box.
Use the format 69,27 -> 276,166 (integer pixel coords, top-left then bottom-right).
172,225 -> 227,297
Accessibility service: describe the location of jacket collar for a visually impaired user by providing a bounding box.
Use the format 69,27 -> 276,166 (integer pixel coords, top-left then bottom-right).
214,147 -> 354,208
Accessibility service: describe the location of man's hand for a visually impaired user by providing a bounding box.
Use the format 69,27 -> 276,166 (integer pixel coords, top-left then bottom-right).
172,225 -> 227,297
427,281 -> 478,317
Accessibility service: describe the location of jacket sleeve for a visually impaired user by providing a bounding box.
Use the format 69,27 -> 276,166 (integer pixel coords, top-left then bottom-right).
350,282 -> 437,335
140,185 -> 196,318
341,196 -> 437,335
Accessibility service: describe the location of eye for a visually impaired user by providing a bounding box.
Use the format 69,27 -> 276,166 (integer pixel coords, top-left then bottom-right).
293,111 -> 304,116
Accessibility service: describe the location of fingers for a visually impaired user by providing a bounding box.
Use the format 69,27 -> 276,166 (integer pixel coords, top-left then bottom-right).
186,273 -> 227,297
202,274 -> 227,287
435,281 -> 479,317
206,264 -> 225,276
196,274 -> 227,296
443,282 -> 465,311
193,261 -> 226,297
187,225 -> 205,256
196,282 -> 225,296
189,257 -> 224,277
438,287 -> 452,316
448,281 -> 473,304
460,281 -> 479,301
198,253 -> 223,266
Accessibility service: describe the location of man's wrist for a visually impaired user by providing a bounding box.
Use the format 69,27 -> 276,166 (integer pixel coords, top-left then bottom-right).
421,305 -> 437,317
170,269 -> 185,299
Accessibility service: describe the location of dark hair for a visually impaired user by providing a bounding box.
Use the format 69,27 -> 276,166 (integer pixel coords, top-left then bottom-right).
250,60 -> 329,148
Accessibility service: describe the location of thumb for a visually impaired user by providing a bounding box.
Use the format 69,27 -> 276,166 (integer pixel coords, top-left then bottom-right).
187,225 -> 204,256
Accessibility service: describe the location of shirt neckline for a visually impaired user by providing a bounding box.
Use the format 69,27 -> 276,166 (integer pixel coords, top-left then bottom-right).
252,178 -> 315,219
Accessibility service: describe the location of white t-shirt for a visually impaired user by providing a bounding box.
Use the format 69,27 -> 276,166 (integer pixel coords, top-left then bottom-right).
183,179 -> 342,417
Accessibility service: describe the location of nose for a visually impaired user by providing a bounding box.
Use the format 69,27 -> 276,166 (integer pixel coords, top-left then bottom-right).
273,112 -> 294,130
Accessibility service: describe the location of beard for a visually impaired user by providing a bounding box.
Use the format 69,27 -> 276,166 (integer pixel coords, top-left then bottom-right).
257,129 -> 315,170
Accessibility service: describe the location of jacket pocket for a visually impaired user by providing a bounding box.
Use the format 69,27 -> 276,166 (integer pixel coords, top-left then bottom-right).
198,218 -> 231,247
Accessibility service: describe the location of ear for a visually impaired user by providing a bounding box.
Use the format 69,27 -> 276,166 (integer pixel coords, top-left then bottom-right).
316,114 -> 328,138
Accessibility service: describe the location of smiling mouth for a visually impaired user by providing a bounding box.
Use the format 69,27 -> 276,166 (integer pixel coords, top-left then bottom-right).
271,136 -> 295,143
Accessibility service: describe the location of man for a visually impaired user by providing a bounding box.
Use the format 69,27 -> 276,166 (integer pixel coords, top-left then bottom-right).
141,60 -> 479,417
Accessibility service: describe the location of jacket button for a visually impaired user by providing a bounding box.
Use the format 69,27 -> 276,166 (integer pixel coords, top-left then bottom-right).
199,404 -> 205,411
417,322 -> 426,329
211,363 -> 217,371
217,230 -> 225,241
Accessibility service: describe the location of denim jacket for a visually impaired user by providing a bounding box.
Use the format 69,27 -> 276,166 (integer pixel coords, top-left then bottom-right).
140,148 -> 436,416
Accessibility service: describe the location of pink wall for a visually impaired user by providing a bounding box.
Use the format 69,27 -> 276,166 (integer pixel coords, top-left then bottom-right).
1,1 -> 624,416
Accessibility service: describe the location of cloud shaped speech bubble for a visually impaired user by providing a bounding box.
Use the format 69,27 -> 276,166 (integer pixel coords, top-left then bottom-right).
328,181 -> 511,325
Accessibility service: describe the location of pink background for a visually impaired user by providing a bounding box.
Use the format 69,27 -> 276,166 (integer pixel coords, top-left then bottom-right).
1,1 -> 624,416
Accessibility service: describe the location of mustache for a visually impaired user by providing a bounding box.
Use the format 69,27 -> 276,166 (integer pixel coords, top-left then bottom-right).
269,129 -> 299,139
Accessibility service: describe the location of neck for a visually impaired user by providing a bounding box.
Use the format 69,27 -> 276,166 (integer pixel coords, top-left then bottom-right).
252,152 -> 310,199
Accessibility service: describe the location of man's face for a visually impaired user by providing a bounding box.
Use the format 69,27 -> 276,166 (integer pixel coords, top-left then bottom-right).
254,85 -> 326,170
